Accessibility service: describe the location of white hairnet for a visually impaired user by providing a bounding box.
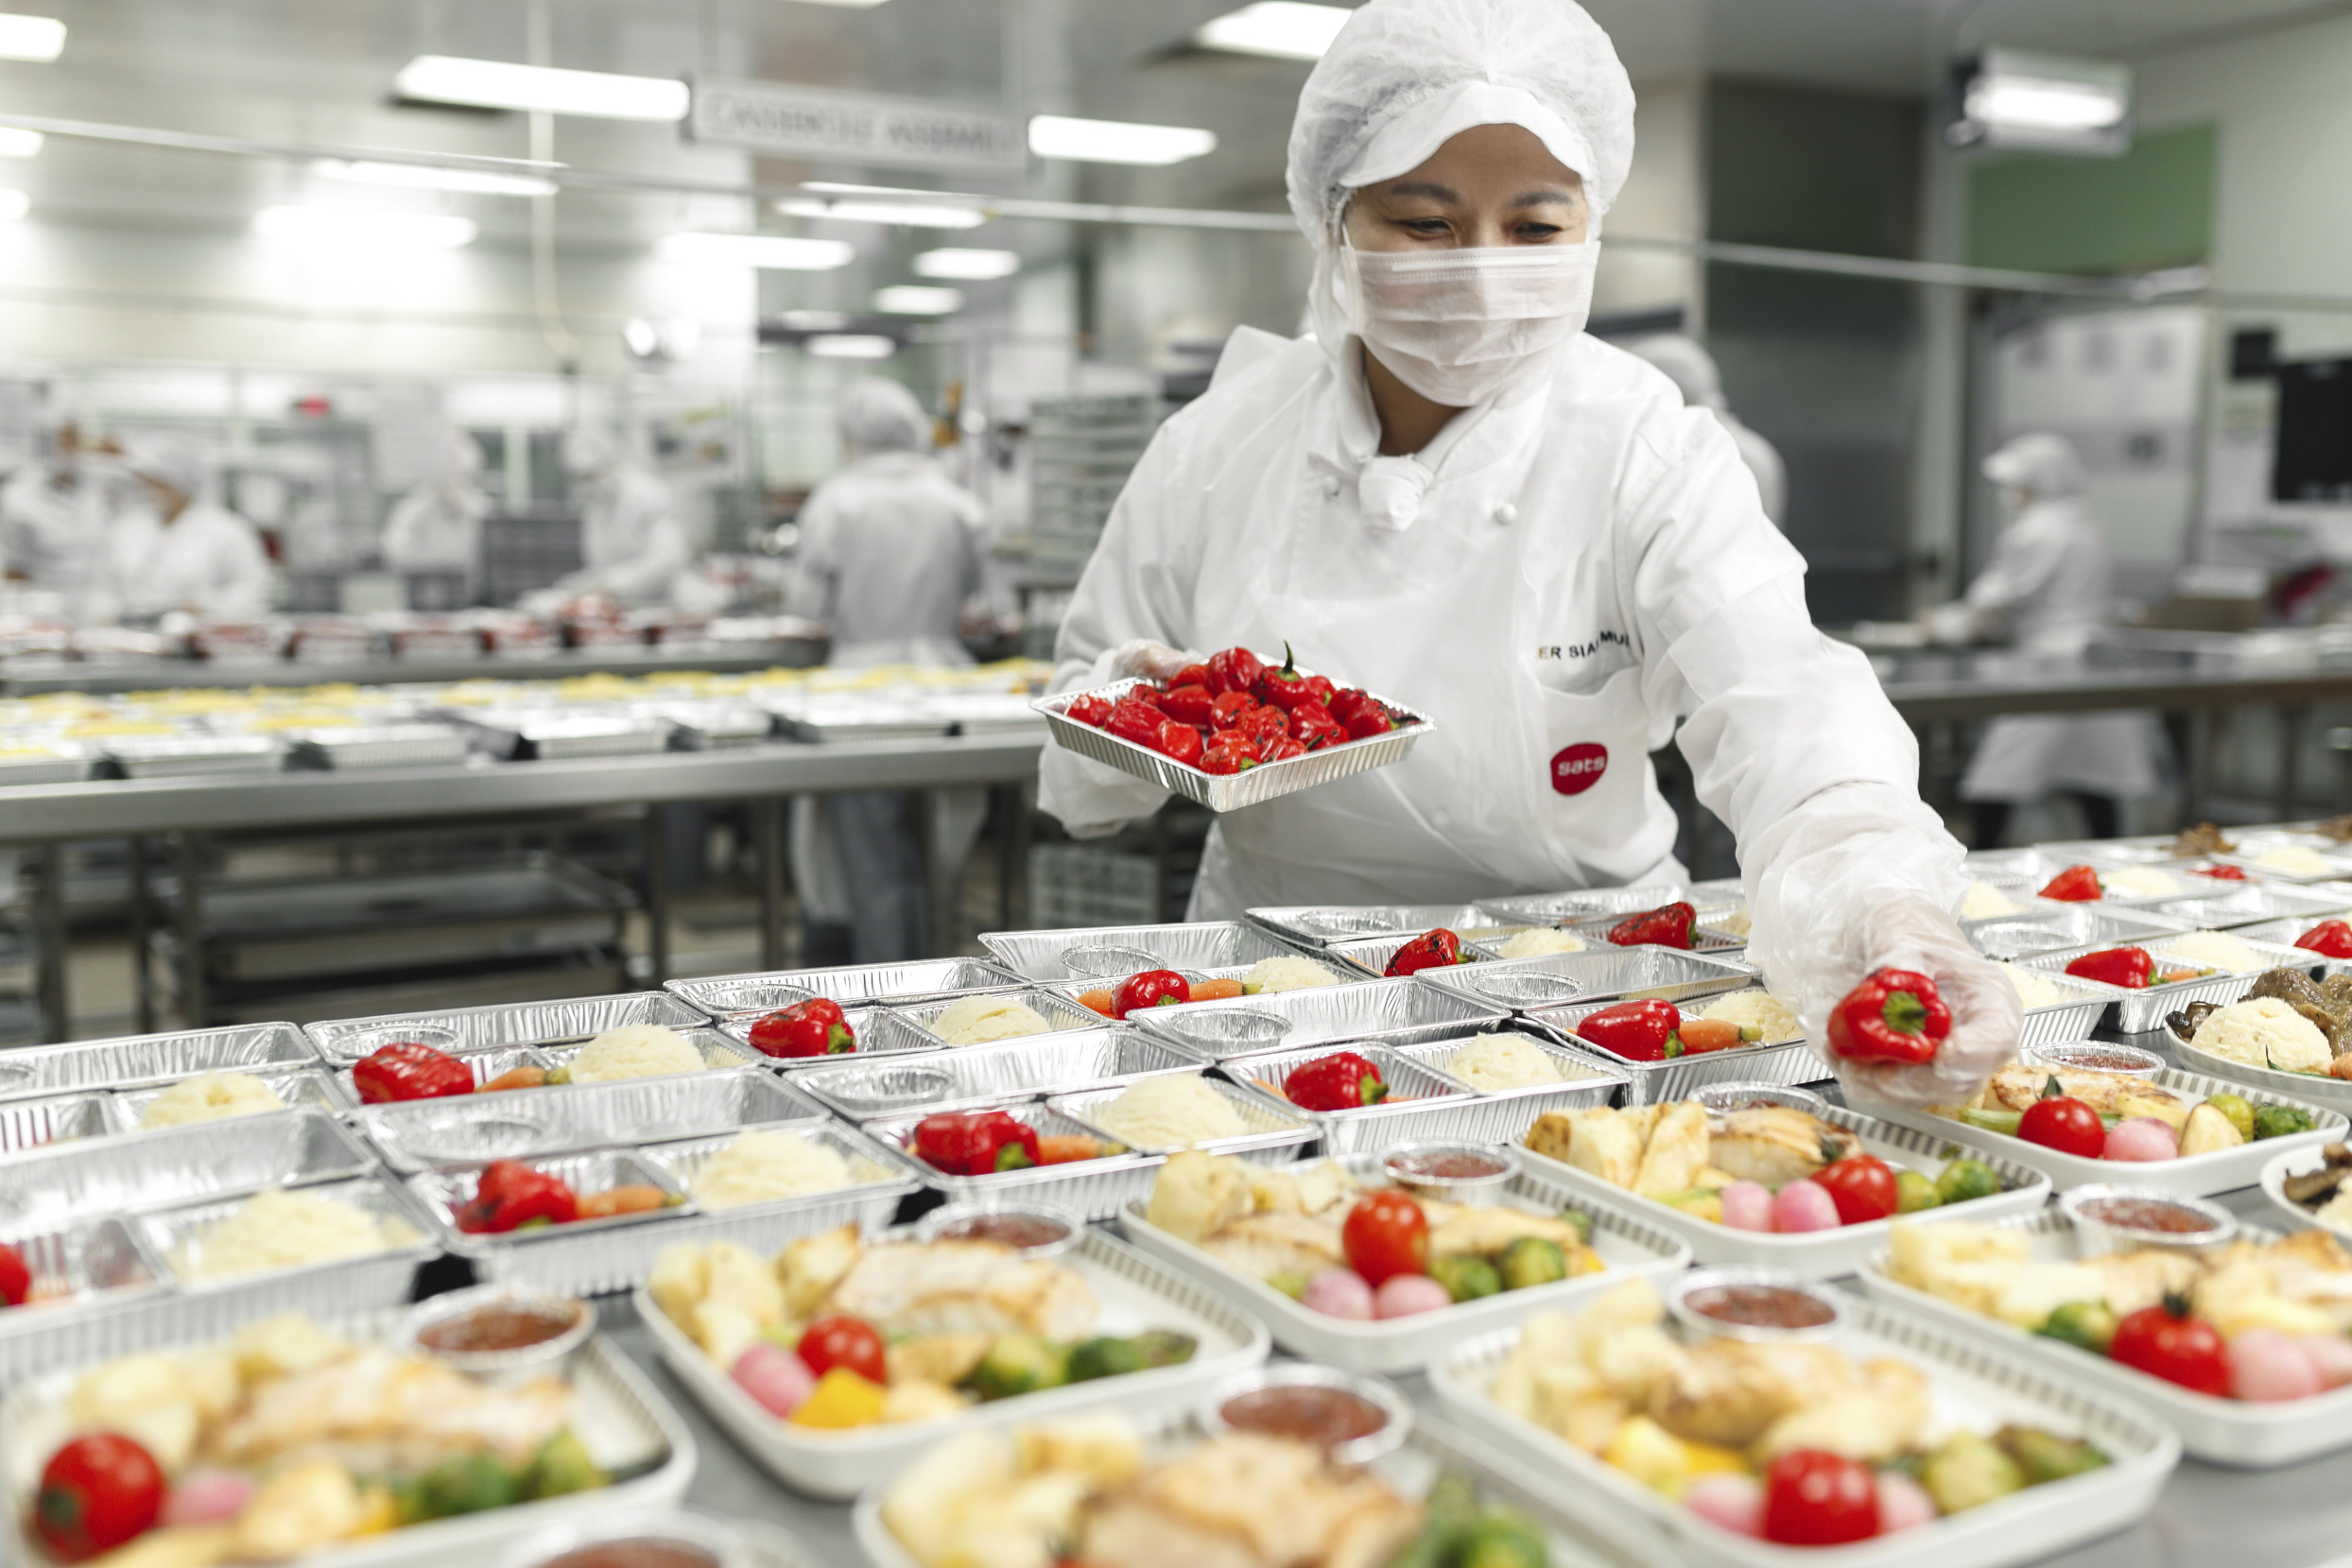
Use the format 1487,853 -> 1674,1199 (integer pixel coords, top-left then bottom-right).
562,425 -> 618,478
450,432 -> 485,478
836,376 -> 931,457
1626,334 -> 1726,412
1287,0 -> 1636,250
127,434 -> 209,501
1982,432 -> 2084,499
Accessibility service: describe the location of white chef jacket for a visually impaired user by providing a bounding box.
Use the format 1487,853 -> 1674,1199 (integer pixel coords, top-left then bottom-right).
1040,326 -> 1963,958
792,451 -> 986,669
565,467 -> 690,607
103,501 -> 271,622
1722,413 -> 1788,529
382,476 -> 491,594
0,464 -> 109,600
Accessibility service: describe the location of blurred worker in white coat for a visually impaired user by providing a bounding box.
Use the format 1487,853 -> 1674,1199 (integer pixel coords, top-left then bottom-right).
0,422 -> 118,615
382,433 -> 492,601
1926,432 -> 2163,846
789,377 -> 991,964
554,426 -> 689,607
1627,334 -> 1786,526
100,436 -> 271,623
1036,0 -> 2020,1111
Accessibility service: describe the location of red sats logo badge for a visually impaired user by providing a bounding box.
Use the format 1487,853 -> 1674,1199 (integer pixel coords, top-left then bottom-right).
1550,742 -> 1607,797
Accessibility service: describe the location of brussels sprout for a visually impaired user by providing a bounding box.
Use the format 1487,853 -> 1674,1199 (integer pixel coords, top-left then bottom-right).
1497,1236 -> 1569,1292
1066,1335 -> 1147,1383
2036,1300 -> 2119,1354
1126,1330 -> 1198,1369
1556,1208 -> 1595,1245
523,1431 -> 606,1500
966,1335 -> 1070,1401
1894,1170 -> 1941,1214
1430,1254 -> 1502,1303
1920,1429 -> 2026,1515
1935,1158 -> 2001,1206
413,1455 -> 519,1520
2255,1104 -> 2318,1141
1994,1424 -> 2108,1484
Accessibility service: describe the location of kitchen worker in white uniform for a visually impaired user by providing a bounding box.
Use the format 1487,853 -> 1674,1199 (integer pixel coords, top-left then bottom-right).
1926,432 -> 2163,847
100,436 -> 271,623
1626,333 -> 1787,527
0,422 -> 116,613
1038,0 -> 2017,1107
789,376 -> 991,963
382,433 -> 493,601
554,426 -> 690,607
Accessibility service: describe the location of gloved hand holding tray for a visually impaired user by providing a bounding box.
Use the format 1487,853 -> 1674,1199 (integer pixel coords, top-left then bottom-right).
1034,643 -> 1434,813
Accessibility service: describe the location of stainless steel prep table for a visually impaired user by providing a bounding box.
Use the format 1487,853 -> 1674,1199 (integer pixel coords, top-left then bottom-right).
2,732 -> 1046,1042
0,640 -> 824,697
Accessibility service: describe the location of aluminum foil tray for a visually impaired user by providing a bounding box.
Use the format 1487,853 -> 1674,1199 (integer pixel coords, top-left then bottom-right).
143,1173 -> 434,1292
1528,991 -> 1829,1104
1048,1071 -> 1316,1159
454,710 -> 672,760
0,1110 -> 378,1232
1323,932 -> 1491,978
409,1146 -> 685,1245
538,1026 -> 767,1076
357,1070 -> 821,1172
307,991 -> 708,1062
109,1068 -> 352,1130
331,1045 -> 555,1104
710,1004 -> 937,1064
979,920 -> 1320,981
2230,915 -> 2352,958
2015,933 -> 2326,1032
862,1100 -> 1166,1219
1245,903 -> 1517,947
1474,884 -> 1687,924
0,746 -> 90,785
288,723 -> 471,769
1963,903 -> 2194,959
1556,910 -> 1749,956
0,1022 -> 318,1100
789,1029 -> 1198,1119
636,1118 -> 903,1206
0,1217 -> 174,1387
1035,671 -> 1434,813
1416,945 -> 1755,1016
666,956 -> 1025,1013
2217,845 -> 2352,883
1133,976 -> 1509,1057
1223,1039 -> 1618,1154
103,733 -> 284,776
892,988 -> 1109,1048
2035,836 -> 2193,868
0,1093 -> 114,1155
2148,882 -> 2352,929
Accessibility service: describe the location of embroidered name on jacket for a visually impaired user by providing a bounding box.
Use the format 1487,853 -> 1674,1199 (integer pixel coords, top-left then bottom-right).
1536,630 -> 1629,661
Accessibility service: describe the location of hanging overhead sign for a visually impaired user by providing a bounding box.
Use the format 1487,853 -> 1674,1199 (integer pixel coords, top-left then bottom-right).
688,78 -> 1028,176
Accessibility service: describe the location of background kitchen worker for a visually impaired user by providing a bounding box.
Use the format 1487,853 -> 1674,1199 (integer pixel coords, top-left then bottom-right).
553,424 -> 690,607
381,431 -> 492,602
788,376 -> 991,964
1925,431 -> 2164,846
1036,0 -> 2017,1109
1626,333 -> 1787,527
100,435 -> 271,623
0,420 -> 118,615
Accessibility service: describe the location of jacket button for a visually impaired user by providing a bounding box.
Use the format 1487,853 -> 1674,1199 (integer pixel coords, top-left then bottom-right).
1493,502 -> 1518,525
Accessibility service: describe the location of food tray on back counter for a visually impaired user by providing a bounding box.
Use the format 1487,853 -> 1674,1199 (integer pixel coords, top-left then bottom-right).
1428,1286 -> 2178,1568
979,919 -> 1325,982
711,1004 -> 938,1065
1220,1036 -> 1620,1155
1554,907 -> 1748,956
666,956 -> 1026,1015
1855,1205 -> 2352,1467
1474,883 -> 1690,924
1,1301 -> 699,1568
1034,670 -> 1434,814
1413,945 -> 1755,1016
637,1219 -> 1271,1499
2147,880 -> 2352,930
1133,976 -> 1509,1058
2013,932 -> 2325,1031
1525,989 -> 1830,1104
1961,903 -> 2193,959
891,988 -> 1111,1048
2231,913 -> 2352,961
305,991 -> 710,1062
1049,1071 -> 1319,1160
1868,1062 -> 2343,1197
356,1071 -> 822,1173
406,1122 -> 918,1298
0,1108 -> 377,1232
861,1100 -> 1167,1219
101,732 -> 285,777
287,721 -> 472,770
1116,1149 -> 1692,1372
790,1028 -> 1200,1119
1245,902 -> 1521,947
0,1021 -> 319,1100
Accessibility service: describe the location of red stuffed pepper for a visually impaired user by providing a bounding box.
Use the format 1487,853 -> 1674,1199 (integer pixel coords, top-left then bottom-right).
2297,920 -> 2352,959
1577,998 -> 1683,1061
1385,927 -> 1463,977
2194,864 -> 2247,881
2064,946 -> 2154,990
2037,864 -> 2102,902
352,1040 -> 476,1104
1160,686 -> 1218,728
1825,968 -> 1952,1066
1106,698 -> 1166,750
1152,719 -> 1205,767
912,1109 -> 1040,1176
1606,902 -> 1697,949
1114,969 -> 1191,1019
456,1160 -> 579,1233
1284,1051 -> 1389,1111
1064,694 -> 1114,728
747,998 -> 856,1059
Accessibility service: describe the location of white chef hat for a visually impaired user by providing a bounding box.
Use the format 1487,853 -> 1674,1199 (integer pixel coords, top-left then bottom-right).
127,434 -> 209,501
835,376 -> 930,457
1983,432 -> 2086,499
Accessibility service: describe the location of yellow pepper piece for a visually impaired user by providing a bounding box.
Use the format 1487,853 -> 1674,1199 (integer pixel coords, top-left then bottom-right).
1681,1439 -> 1749,1479
789,1367 -> 888,1429
1602,1415 -> 1689,1499
350,1485 -> 401,1537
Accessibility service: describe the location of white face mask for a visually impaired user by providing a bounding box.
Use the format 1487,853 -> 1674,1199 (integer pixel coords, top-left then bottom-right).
1341,238 -> 1600,405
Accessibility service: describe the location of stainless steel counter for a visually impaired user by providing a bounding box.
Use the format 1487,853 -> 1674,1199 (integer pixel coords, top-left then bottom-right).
0,641 -> 824,696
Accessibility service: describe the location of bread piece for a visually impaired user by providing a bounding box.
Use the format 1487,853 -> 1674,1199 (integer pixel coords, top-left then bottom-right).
1633,1102 -> 1709,1195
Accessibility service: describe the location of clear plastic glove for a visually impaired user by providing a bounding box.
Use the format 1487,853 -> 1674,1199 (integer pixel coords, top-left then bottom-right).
1099,639 -> 1203,684
1819,895 -> 2022,1111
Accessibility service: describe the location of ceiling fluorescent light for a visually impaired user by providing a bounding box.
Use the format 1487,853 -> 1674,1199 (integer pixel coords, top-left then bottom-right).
1968,78 -> 2125,131
254,206 -> 477,249
1029,114 -> 1216,165
805,334 -> 898,360
0,129 -> 40,158
1948,49 -> 2131,155
911,247 -> 1020,281
316,159 -> 558,198
0,14 -> 64,62
1193,3 -> 1350,60
778,197 -> 984,229
873,284 -> 963,315
394,56 -> 688,121
660,232 -> 856,269
0,189 -> 28,220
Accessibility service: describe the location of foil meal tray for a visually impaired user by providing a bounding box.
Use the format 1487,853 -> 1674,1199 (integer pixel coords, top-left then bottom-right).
891,988 -> 1110,1049
1323,932 -> 1491,978
1035,671 -> 1435,813
0,1093 -> 115,1155
288,723 -> 471,770
2147,882 -> 2352,930
0,1022 -> 318,1100
1526,991 -> 1831,1105
666,956 -> 1025,1013
2015,933 -> 2328,1032
861,1100 -> 1167,1219
101,733 -> 285,777
1473,884 -> 1688,925
107,1068 -> 353,1130
1220,1038 -> 1617,1154
1385,1030 -> 1628,1120
0,745 -> 91,785
307,991 -> 708,1062
537,1027 -> 767,1077
980,920 -> 1322,981
1133,976 -> 1509,1057
331,1045 -> 555,1104
450,709 -> 673,761
142,1173 -> 434,1291
1415,945 -> 1755,1015
355,1070 -> 821,1172
710,1004 -> 938,1065
1245,903 -> 1520,947
1963,904 -> 2195,959
1047,1070 -> 1317,1159
0,1110 -> 380,1233
2231,916 -> 2352,957
1555,908 -> 1751,956
788,1028 -> 1200,1119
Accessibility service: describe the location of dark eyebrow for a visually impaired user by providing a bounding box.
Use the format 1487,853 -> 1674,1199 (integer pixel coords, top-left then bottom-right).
1513,187 -> 1580,207
1379,180 -> 1460,202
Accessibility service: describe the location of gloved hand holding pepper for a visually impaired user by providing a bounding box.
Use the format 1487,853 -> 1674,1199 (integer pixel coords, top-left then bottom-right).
1817,896 -> 2020,1110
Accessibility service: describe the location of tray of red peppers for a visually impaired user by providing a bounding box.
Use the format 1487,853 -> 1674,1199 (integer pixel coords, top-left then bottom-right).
1038,642 -> 1435,813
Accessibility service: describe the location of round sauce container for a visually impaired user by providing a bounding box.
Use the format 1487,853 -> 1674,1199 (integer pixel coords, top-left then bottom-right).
534,1545 -> 719,1568
930,1212 -> 1074,1250
2061,1183 -> 2238,1256
1388,1149 -> 1508,1181
1666,1267 -> 1849,1343
1382,1143 -> 1519,1206
2078,1197 -> 2220,1234
420,1302 -> 580,1354
1684,1284 -> 1838,1331
1218,1385 -> 1390,1450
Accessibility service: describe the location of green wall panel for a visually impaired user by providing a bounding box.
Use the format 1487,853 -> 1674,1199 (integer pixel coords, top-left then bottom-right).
1966,123 -> 2217,275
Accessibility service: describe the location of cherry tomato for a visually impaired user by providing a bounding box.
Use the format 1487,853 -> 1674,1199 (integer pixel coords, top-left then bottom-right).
0,1240 -> 28,1307
36,1434 -> 164,1563
2017,1094 -> 2107,1159
796,1315 -> 888,1386
1761,1449 -> 1878,1545
1810,1155 -> 1900,1225
2109,1298 -> 2229,1396
1340,1189 -> 1428,1287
